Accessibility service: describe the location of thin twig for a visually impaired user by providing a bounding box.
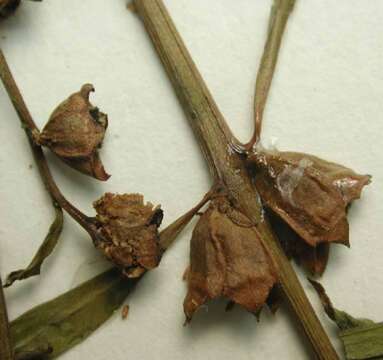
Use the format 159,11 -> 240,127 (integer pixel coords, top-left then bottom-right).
159,187 -> 214,250
0,274 -> 14,360
133,1 -> 338,359
0,49 -> 98,240
248,0 -> 295,148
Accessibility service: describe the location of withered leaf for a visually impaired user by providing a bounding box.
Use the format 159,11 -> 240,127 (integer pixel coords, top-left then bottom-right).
38,84 -> 109,181
310,279 -> 383,360
184,196 -> 278,322
5,205 -> 63,287
10,268 -> 138,359
93,193 -> 163,278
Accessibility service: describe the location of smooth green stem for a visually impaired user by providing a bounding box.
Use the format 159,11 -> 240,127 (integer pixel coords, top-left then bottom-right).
249,0 -> 295,147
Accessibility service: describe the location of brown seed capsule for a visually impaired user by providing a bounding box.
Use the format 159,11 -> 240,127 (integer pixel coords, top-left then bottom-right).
183,196 -> 278,322
248,150 -> 370,247
247,149 -> 370,274
0,0 -> 20,19
38,84 -> 110,181
93,193 -> 163,278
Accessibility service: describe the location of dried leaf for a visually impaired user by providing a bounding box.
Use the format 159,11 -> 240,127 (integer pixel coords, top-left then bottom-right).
93,193 -> 163,278
310,279 -> 383,360
10,268 -> 138,359
5,206 -> 63,287
184,196 -> 278,322
38,84 -> 109,181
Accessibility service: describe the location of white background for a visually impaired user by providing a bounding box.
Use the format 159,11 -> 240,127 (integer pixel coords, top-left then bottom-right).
1,1 -> 382,359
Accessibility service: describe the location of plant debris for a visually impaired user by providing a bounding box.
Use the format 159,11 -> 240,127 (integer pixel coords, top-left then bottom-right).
122,305 -> 130,320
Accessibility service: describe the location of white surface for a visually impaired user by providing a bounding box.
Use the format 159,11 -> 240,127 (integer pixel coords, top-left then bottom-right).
1,1 -> 382,359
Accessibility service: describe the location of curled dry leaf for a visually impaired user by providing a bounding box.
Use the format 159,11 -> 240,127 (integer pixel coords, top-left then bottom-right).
93,193 -> 163,278
5,205 -> 63,287
0,0 -> 20,18
38,84 -> 110,181
184,196 -> 278,322
247,149 -> 370,275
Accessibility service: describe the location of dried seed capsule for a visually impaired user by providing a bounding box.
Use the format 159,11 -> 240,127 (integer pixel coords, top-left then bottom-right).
248,150 -> 370,247
183,196 -> 277,322
38,84 -> 110,181
247,149 -> 370,274
93,193 -> 163,278
0,0 -> 20,19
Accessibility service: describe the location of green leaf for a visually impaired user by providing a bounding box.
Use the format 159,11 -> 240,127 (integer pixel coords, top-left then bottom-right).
5,205 -> 64,287
10,268 -> 138,359
309,279 -> 383,360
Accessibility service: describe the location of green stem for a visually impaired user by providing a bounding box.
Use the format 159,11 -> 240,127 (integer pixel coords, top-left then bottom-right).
133,1 -> 338,359
249,0 -> 295,147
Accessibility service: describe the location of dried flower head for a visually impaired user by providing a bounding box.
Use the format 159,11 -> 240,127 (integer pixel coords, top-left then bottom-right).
184,196 -> 277,322
247,149 -> 370,274
0,0 -> 20,18
93,193 -> 163,278
38,84 -> 109,181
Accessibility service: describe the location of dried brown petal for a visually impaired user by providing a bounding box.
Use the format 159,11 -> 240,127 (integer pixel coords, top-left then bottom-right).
38,84 -> 110,180
0,0 -> 20,19
248,150 -> 370,248
184,196 -> 277,322
93,193 -> 163,277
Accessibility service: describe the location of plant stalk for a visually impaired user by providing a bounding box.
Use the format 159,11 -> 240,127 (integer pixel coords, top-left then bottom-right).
133,1 -> 338,358
0,275 -> 14,360
0,49 -> 97,239
249,0 -> 295,147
